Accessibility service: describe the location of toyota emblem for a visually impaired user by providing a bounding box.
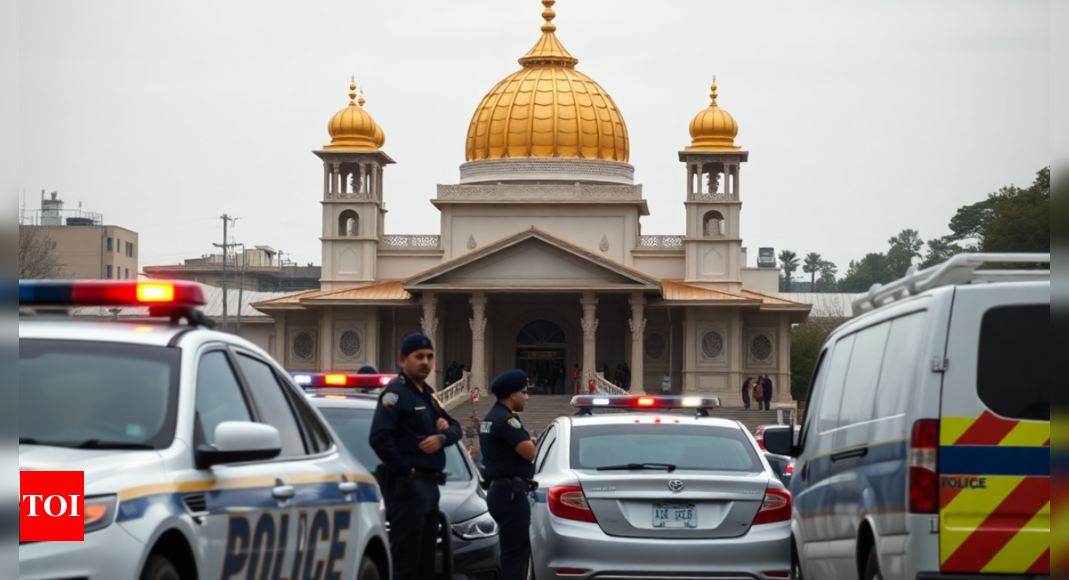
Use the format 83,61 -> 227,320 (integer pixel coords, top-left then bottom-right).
668,480 -> 684,493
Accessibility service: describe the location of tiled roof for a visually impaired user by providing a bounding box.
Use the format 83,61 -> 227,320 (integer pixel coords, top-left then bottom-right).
660,280 -> 750,301
253,289 -> 325,306
309,281 -> 412,301
741,290 -> 804,306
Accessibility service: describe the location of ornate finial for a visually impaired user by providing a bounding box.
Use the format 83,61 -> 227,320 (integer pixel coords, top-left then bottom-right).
358,87 -> 366,107
541,0 -> 557,32
710,77 -> 719,104
348,77 -> 358,105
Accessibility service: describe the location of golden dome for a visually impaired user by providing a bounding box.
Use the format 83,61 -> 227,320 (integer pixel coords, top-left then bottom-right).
687,80 -> 740,151
324,79 -> 386,151
465,0 -> 629,162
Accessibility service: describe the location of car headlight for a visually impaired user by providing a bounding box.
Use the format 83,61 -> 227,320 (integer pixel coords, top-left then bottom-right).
85,495 -> 117,534
452,512 -> 498,540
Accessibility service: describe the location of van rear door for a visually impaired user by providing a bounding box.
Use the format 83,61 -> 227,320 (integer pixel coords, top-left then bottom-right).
938,281 -> 1049,575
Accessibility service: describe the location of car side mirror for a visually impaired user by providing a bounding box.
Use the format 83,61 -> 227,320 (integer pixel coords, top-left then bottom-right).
763,426 -> 797,457
195,422 -> 282,469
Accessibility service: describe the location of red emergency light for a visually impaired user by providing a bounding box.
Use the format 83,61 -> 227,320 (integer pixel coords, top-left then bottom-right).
292,372 -> 395,390
19,280 -> 207,308
571,395 -> 722,416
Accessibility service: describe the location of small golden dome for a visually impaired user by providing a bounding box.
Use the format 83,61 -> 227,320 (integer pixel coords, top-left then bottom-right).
465,0 -> 629,162
687,80 -> 740,151
324,78 -> 386,151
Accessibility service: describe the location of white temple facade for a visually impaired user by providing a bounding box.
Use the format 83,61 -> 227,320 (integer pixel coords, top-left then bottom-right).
255,1 -> 810,406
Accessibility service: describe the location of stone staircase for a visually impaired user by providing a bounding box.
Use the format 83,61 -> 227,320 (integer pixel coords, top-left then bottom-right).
447,394 -> 787,438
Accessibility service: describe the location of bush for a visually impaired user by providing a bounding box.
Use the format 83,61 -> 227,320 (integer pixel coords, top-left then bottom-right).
790,298 -> 850,402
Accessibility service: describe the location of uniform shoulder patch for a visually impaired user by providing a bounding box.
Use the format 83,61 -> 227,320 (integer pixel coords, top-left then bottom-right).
508,418 -> 523,430
382,393 -> 400,407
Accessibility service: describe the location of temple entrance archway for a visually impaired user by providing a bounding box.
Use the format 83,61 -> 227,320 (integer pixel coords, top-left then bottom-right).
515,320 -> 567,394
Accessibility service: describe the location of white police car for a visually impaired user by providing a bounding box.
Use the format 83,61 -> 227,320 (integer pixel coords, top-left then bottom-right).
19,280 -> 391,580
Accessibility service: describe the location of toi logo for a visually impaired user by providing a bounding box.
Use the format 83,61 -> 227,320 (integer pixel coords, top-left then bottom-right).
20,471 -> 85,542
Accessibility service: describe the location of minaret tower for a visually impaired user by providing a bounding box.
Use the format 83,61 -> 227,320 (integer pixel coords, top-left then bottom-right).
315,78 -> 394,291
680,79 -> 749,292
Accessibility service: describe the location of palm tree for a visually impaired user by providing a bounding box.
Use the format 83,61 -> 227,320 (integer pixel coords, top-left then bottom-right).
803,253 -> 823,291
778,250 -> 800,291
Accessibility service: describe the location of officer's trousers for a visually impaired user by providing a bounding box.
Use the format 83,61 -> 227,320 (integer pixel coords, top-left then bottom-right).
487,484 -> 532,580
385,477 -> 441,580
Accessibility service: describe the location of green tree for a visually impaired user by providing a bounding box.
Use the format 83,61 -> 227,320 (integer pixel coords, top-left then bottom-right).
802,253 -> 823,291
779,250 -> 800,292
818,260 -> 839,292
839,253 -> 893,293
886,229 -> 924,277
920,236 -> 964,269
982,167 -> 1050,255
790,299 -> 849,402
946,199 -> 994,246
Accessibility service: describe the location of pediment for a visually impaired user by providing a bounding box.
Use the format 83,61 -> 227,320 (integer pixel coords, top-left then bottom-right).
405,230 -> 659,291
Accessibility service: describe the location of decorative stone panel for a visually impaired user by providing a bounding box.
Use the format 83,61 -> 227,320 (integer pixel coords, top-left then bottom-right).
644,332 -> 667,361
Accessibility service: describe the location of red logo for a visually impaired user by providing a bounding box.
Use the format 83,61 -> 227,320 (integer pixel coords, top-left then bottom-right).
20,471 -> 85,542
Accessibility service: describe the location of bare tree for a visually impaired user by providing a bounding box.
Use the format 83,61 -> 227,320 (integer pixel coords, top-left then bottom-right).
19,226 -> 67,279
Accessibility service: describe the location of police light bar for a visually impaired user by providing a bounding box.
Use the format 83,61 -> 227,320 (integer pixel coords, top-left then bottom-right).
19,280 -> 207,308
571,395 -> 721,416
291,372 -> 395,390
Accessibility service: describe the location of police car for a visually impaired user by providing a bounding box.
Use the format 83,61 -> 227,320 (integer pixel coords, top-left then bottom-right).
19,280 -> 391,580
528,395 -> 793,579
764,253 -> 1051,580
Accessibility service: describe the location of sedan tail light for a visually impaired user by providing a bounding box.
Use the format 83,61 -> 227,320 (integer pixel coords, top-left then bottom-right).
752,488 -> 791,525
547,487 -> 598,524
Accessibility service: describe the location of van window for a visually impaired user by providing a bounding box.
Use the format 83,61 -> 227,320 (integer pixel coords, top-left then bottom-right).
838,323 -> 891,427
978,305 -> 1049,421
818,334 -> 855,433
875,312 -> 929,418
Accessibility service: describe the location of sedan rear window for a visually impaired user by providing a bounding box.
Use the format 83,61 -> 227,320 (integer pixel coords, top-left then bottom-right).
19,339 -> 180,449
318,406 -> 472,482
570,424 -> 761,472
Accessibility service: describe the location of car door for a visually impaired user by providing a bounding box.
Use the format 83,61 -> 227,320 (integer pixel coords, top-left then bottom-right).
530,424 -> 558,537
938,283 -> 1050,576
194,347 -> 302,580
233,350 -> 368,580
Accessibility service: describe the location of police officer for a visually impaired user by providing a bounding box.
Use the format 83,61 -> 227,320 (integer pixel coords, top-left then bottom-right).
480,369 -> 538,580
369,334 -> 462,580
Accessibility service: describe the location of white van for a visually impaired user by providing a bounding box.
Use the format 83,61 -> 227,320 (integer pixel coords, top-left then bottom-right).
764,253 -> 1050,580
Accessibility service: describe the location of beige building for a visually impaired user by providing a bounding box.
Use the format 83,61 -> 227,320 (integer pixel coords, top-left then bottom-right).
22,191 -> 138,280
255,1 -> 810,406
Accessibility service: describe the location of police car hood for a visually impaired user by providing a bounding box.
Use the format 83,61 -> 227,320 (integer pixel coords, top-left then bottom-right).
19,445 -> 162,488
440,480 -> 487,523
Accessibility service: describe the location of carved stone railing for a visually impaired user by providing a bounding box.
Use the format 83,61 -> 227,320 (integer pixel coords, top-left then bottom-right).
381,235 -> 441,249
438,373 -> 470,410
438,183 -> 643,201
638,235 -> 684,250
690,191 -> 737,201
593,374 -> 629,397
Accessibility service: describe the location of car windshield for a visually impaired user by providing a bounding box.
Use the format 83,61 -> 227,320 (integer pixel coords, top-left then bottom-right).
19,339 -> 181,449
318,406 -> 472,482
570,423 -> 762,473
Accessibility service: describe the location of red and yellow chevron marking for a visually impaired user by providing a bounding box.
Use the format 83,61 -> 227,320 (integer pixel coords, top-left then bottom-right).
1053,412 -> 1067,575
940,414 -> 1049,575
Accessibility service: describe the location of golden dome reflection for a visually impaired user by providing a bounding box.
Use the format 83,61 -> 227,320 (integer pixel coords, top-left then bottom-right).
465,0 -> 630,162
324,77 -> 386,151
687,79 -> 740,151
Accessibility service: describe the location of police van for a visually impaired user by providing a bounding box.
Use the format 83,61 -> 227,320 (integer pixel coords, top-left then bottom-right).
764,253 -> 1050,580
19,281 -> 391,580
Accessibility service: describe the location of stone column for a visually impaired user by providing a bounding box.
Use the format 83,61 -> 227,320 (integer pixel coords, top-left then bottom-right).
332,163 -> 342,195
469,292 -> 488,391
734,163 -> 741,199
320,306 -> 334,372
358,163 -> 368,196
274,312 -> 287,366
323,163 -> 331,197
368,163 -> 377,200
686,164 -> 694,197
580,292 -> 599,383
421,292 -> 440,386
777,312 -> 791,405
629,293 -> 647,394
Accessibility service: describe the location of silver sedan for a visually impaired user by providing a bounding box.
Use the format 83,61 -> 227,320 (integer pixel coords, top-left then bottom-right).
528,396 -> 792,580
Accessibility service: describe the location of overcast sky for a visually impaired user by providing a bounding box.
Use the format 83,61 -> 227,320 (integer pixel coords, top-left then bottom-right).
18,0 -> 1050,273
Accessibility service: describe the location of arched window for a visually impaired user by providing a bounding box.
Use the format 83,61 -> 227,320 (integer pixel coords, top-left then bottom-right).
517,321 -> 566,346
338,210 -> 359,237
703,210 -> 725,237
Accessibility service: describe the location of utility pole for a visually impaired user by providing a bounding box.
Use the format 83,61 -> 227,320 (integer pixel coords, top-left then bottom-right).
213,214 -> 239,332
236,243 -> 246,334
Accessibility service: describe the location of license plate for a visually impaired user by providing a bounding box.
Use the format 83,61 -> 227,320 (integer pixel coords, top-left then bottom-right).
652,503 -> 697,529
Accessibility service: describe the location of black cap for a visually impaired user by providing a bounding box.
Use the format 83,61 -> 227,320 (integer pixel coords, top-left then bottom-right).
357,365 -> 378,375
400,333 -> 434,356
491,369 -> 528,398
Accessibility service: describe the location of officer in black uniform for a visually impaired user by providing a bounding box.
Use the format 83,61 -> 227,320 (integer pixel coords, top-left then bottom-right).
479,369 -> 538,580
369,333 -> 462,580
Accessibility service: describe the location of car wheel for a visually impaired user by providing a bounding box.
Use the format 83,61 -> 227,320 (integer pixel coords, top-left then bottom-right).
864,547 -> 883,580
140,555 -> 181,580
357,555 -> 382,580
